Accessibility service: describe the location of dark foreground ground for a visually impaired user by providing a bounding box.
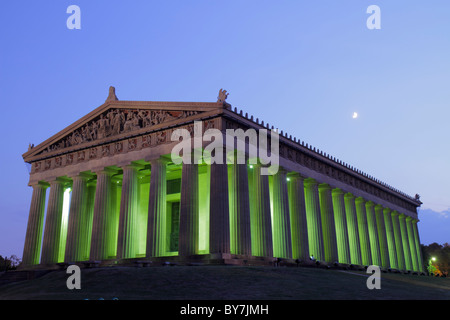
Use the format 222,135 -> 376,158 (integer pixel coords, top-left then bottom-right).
0,265 -> 448,300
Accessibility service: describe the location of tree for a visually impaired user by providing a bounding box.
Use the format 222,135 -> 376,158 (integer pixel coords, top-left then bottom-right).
0,255 -> 22,272
422,243 -> 450,276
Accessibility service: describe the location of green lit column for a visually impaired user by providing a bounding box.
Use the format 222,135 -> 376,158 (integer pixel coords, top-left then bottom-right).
344,193 -> 362,266
22,182 -> 49,266
209,157 -> 231,255
40,179 -> 66,265
304,178 -> 324,261
383,208 -> 398,269
406,216 -> 419,271
228,162 -> 251,256
318,184 -> 338,263
271,169 -> 292,259
82,180 -> 96,260
355,197 -> 372,266
391,211 -> 405,270
64,174 -> 90,262
331,188 -> 350,264
146,158 -> 168,257
399,214 -> 412,271
287,173 -> 309,261
412,219 -> 424,272
109,175 -> 121,258
375,205 -> 390,269
365,201 -> 381,267
178,162 -> 199,256
117,164 -> 142,259
249,163 -> 273,257
90,168 -> 116,261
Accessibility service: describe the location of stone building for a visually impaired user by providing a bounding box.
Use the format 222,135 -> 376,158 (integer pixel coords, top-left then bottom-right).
21,88 -> 424,272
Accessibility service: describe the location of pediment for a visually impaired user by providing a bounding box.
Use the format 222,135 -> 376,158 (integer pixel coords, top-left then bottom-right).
23,99 -> 224,162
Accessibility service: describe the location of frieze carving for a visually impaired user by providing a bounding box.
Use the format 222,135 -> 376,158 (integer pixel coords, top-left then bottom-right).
115,142 -> 123,153
142,135 -> 151,148
66,154 -> 74,165
156,131 -> 166,144
41,109 -> 199,154
89,148 -> 97,159
102,145 -> 110,157
45,159 -> 51,170
77,151 -> 85,162
55,157 -> 62,168
128,138 -> 137,151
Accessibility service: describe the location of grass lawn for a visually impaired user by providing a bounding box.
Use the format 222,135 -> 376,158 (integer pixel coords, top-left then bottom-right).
0,265 -> 449,301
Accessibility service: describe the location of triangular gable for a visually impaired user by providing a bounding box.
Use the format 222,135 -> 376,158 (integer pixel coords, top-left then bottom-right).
23,99 -> 224,163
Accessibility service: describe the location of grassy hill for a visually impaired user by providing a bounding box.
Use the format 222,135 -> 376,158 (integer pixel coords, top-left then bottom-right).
0,265 -> 448,301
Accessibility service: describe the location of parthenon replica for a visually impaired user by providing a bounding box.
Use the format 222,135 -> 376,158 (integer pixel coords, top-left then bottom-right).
21,87 -> 424,273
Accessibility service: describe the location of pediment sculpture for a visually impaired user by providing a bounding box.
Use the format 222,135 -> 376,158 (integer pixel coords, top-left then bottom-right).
217,88 -> 229,103
41,108 -> 199,154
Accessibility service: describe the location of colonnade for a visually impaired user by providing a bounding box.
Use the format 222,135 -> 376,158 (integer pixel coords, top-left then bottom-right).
22,159 -> 424,272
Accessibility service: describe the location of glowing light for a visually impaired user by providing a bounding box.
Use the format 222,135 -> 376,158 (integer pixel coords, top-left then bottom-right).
249,165 -> 253,169
431,257 -> 436,262
58,188 -> 71,262
352,112 -> 358,119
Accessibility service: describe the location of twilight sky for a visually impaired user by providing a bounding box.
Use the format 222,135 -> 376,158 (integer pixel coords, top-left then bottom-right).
0,1 -> 449,258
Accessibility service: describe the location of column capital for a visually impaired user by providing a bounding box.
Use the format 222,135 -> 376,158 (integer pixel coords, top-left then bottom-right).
68,171 -> 95,181
331,187 -> 344,196
374,204 -> 384,212
93,166 -> 120,176
304,177 -> 318,187
344,192 -> 355,200
30,180 -> 50,189
383,207 -> 392,214
355,196 -> 366,204
318,182 -> 332,190
48,176 -> 72,188
365,200 -> 375,208
391,210 -> 400,217
149,157 -> 170,166
286,172 -> 306,181
121,162 -> 145,171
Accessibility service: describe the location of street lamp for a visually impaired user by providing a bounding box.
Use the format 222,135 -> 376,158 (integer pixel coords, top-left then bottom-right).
428,257 -> 437,276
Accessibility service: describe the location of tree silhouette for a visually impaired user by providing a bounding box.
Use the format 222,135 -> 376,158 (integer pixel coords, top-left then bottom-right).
422,243 -> 450,276
0,255 -> 22,271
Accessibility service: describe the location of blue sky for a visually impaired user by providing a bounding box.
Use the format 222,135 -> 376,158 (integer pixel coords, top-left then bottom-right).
0,1 -> 449,258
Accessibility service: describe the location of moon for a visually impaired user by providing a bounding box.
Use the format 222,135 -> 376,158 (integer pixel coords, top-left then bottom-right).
352,112 -> 358,119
